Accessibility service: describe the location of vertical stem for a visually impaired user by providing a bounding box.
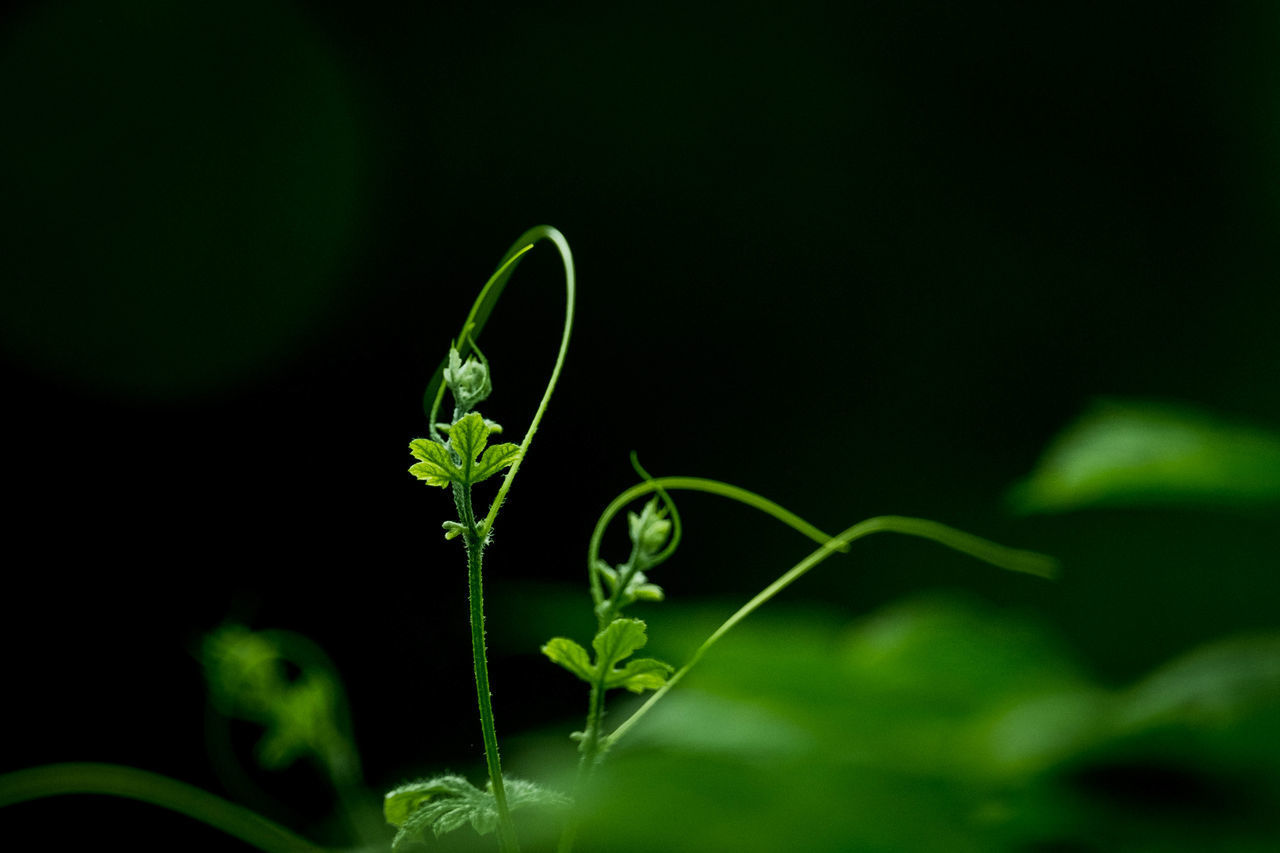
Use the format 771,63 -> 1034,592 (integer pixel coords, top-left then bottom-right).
453,482 -> 520,853
559,539 -> 646,853
556,680 -> 602,853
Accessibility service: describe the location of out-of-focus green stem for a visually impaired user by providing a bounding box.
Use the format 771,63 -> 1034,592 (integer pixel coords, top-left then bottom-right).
0,763 -> 327,853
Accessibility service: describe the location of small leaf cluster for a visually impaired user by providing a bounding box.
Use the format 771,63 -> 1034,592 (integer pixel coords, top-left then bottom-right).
542,496 -> 677,754
408,347 -> 522,543
596,497 -> 672,618
384,776 -> 570,850
543,618 -> 673,695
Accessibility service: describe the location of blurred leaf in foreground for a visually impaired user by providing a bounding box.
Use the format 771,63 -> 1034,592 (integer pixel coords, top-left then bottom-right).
1009,399 -> 1280,513
561,597 -> 1280,851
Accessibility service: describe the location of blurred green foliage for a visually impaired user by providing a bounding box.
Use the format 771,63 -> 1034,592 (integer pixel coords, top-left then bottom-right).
202,625 -> 383,846
555,597 -> 1280,851
203,625 -> 354,777
1010,400 -> 1280,513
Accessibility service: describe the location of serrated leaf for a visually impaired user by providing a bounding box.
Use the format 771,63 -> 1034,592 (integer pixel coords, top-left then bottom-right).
470,442 -> 521,483
408,413 -> 520,488
591,619 -> 670,694
449,413 -> 522,485
408,439 -> 453,488
606,657 -> 674,693
447,413 -> 489,470
593,618 -> 649,669
542,637 -> 596,683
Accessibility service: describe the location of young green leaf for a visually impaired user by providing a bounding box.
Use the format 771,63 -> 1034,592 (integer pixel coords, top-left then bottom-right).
594,619 -> 671,693
600,563 -> 665,609
628,498 -> 672,556
606,657 -> 674,693
542,637 -> 596,684
449,413 -> 521,484
543,621 -> 672,693
408,413 -> 521,488
593,618 -> 649,669
407,439 -> 454,488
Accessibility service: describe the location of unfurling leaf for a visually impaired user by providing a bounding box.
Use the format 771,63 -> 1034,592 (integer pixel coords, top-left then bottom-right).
628,498 -> 672,555
600,563 -> 665,608
443,347 -> 492,413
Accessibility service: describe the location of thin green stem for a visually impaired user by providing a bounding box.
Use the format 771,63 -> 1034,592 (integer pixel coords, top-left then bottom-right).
453,483 -> 519,853
0,763 -> 327,853
421,227 -> 574,852
598,558 -> 645,630
603,515 -> 1058,749
478,226 -> 575,539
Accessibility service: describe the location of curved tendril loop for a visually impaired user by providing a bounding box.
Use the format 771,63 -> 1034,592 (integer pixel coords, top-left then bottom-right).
587,476 -> 851,614
627,453 -> 683,569
423,226 -> 575,537
423,242 -> 536,428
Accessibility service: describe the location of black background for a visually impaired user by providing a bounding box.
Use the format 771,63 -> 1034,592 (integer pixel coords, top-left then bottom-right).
3,1 -> 1279,848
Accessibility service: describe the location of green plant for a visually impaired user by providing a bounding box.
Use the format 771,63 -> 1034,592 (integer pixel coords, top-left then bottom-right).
0,226 -> 1059,853
383,226 -> 1056,853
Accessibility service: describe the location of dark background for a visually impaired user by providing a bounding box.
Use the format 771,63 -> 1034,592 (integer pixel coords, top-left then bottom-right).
3,1 -> 1278,848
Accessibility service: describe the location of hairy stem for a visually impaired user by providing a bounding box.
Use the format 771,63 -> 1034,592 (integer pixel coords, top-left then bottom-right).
0,763 -> 327,853
453,482 -> 519,853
